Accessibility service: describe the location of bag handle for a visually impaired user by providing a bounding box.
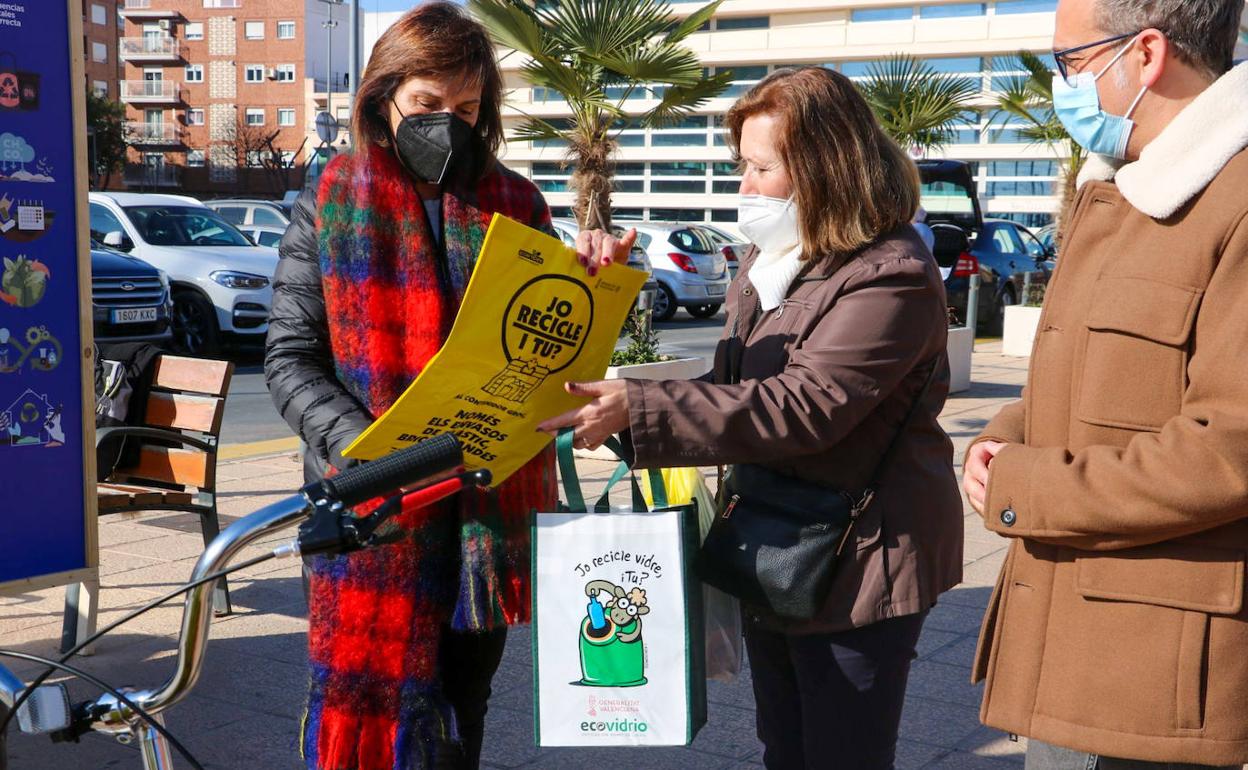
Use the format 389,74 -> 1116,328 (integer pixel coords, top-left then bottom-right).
857,360 -> 940,508
594,435 -> 668,511
555,428 -> 589,512
556,429 -> 669,513
592,442 -> 646,513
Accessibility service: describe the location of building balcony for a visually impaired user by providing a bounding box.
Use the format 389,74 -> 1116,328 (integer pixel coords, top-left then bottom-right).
124,163 -> 182,188
119,0 -> 183,19
120,80 -> 181,103
125,121 -> 182,145
119,36 -> 181,62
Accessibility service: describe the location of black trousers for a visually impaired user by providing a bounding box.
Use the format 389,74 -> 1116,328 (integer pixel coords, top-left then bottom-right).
432,626 -> 508,770
744,611 -> 928,770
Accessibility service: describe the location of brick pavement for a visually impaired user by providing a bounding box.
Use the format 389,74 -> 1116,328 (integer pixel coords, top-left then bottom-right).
1,342 -> 1029,769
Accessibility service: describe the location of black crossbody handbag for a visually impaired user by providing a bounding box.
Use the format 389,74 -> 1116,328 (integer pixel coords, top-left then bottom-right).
697,299 -> 939,621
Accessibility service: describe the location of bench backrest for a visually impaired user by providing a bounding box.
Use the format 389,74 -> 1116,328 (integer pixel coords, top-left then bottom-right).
115,355 -> 233,491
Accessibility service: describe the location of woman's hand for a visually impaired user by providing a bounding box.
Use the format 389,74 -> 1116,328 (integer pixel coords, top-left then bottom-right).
575,228 -> 637,277
537,380 -> 631,450
963,440 -> 1007,515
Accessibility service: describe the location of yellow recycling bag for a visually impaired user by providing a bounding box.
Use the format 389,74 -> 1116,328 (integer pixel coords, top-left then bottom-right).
343,214 -> 647,486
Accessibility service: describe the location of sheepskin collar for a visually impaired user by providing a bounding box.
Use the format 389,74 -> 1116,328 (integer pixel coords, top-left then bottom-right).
1077,61 -> 1248,219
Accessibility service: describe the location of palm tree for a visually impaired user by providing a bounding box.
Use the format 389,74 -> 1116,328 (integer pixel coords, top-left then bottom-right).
468,0 -> 732,230
857,55 -> 980,157
993,50 -> 1087,228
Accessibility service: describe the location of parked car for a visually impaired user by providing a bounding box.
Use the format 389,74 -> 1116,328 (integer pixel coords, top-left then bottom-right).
917,160 -> 1054,329
88,192 -> 279,355
1034,223 -> 1058,256
90,240 -> 174,345
204,198 -> 291,228
980,217 -> 1054,310
550,218 -> 658,300
610,222 -> 731,321
238,224 -> 287,249
698,223 -> 748,279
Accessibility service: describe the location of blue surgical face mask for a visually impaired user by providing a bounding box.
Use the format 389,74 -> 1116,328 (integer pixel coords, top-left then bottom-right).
1052,35 -> 1148,160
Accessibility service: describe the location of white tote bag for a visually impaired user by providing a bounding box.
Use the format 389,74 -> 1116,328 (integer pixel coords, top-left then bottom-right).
531,431 -> 706,747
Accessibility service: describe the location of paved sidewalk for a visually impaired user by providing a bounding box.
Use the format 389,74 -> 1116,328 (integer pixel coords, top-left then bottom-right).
1,343 -> 1029,769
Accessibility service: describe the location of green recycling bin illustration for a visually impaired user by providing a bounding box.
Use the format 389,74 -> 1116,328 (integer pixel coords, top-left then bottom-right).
578,579 -> 650,687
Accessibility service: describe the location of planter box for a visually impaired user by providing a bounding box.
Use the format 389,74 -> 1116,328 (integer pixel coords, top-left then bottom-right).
605,357 -> 708,381
947,325 -> 973,394
574,357 -> 708,461
1003,305 -> 1043,357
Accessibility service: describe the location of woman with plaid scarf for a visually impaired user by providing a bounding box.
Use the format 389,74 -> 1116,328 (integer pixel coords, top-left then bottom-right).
264,4 -> 632,768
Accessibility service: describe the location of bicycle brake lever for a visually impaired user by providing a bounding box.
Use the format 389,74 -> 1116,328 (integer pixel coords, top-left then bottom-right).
357,470 -> 494,547
292,469 -> 493,557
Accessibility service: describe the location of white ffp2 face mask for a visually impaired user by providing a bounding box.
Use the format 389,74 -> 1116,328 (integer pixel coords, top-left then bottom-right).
737,195 -> 801,255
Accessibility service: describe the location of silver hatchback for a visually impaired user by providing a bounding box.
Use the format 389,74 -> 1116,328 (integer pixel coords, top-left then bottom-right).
617,222 -> 731,320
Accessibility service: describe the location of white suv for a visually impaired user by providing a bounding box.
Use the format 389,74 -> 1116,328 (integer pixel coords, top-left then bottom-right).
88,192 -> 278,355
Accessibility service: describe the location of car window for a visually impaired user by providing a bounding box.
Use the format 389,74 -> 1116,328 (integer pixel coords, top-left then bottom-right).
214,206 -> 247,225
700,226 -> 741,246
124,206 -> 253,247
668,228 -> 714,254
920,180 -> 975,215
553,226 -> 576,248
89,203 -> 127,241
610,226 -> 652,251
990,225 -> 1025,255
257,230 -> 282,247
252,207 -> 285,227
1018,227 -> 1047,258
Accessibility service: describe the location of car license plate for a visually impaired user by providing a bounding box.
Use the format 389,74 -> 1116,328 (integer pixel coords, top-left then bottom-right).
707,285 -> 726,297
111,307 -> 159,324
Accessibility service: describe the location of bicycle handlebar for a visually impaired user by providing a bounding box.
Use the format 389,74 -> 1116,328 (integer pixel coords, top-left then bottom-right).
71,435 -> 475,737
320,433 -> 464,509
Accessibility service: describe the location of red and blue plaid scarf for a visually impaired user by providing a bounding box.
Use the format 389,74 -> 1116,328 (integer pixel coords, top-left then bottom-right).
303,146 -> 557,770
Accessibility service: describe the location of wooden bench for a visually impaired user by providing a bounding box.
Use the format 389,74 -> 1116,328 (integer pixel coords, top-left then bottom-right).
62,354 -> 235,652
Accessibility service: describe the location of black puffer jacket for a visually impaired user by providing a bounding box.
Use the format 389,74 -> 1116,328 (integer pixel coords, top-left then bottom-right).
264,189 -> 372,485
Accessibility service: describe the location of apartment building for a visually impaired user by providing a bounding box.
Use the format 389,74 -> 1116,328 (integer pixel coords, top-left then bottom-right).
484,0 -> 1248,229
83,0 -> 123,101
117,0 -> 352,196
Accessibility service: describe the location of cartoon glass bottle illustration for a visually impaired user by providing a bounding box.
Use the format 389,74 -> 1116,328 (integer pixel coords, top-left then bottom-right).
578,580 -> 649,687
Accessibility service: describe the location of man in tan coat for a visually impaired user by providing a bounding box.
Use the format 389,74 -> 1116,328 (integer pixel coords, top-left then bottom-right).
963,1 -> 1248,768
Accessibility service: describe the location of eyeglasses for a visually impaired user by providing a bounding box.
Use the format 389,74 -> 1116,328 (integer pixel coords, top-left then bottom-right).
1053,30 -> 1141,86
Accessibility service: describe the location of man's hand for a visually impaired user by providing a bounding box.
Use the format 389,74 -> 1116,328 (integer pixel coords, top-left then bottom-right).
964,440 -> 1007,515
536,380 -> 630,450
575,228 -> 637,277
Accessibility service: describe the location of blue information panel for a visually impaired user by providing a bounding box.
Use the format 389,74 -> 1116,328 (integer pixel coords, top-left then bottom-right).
0,2 -> 93,585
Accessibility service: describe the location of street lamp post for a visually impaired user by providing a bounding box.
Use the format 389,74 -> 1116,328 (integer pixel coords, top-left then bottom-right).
322,2 -> 340,118
348,0 -> 359,104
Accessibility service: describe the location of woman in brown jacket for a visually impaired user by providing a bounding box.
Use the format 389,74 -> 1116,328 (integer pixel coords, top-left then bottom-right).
540,67 -> 963,769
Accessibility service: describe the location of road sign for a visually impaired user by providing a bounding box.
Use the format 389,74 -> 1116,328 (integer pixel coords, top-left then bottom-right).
315,111 -> 339,144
